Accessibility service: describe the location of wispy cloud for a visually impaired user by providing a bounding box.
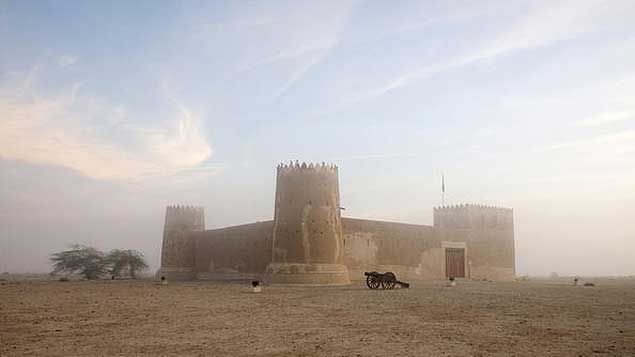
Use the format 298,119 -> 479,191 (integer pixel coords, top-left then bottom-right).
181,1 -> 359,99
267,1 -> 359,98
540,130 -> 635,152
352,0 -> 600,101
272,50 -> 331,99
0,69 -> 215,180
576,109 -> 635,127
330,153 -> 417,162
238,43 -> 331,73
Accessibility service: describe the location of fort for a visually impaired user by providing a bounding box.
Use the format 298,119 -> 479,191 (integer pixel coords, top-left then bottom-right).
158,162 -> 515,284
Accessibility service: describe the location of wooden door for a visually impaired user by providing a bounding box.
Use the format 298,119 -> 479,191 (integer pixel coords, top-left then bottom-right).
445,248 -> 465,278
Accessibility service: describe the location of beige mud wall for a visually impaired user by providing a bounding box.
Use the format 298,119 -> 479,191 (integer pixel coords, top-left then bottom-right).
434,205 -> 515,281
341,218 -> 445,280
191,221 -> 274,276
180,206 -> 515,282
188,217 -> 449,281
158,206 -> 205,280
270,164 -> 344,265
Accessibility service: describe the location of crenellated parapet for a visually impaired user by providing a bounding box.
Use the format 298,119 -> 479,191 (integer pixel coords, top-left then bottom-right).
433,203 -> 513,230
435,203 -> 511,210
277,161 -> 338,174
273,161 -> 341,220
164,205 -> 205,230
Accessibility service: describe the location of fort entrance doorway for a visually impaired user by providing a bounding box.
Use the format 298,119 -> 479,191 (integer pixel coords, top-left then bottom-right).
445,248 -> 465,278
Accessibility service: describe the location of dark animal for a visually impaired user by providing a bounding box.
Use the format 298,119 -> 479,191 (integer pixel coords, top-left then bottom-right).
364,271 -> 410,290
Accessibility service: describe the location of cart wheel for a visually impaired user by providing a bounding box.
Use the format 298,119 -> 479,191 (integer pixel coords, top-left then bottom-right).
381,272 -> 396,290
366,275 -> 381,289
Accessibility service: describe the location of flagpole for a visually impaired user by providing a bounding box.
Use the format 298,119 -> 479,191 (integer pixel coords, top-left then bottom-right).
442,173 -> 445,206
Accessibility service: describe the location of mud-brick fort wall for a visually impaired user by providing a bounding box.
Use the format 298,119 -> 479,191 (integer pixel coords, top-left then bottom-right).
157,163 -> 516,282
191,221 -> 273,278
158,206 -> 205,280
270,163 -> 344,265
188,218 -> 444,280
434,204 -> 515,280
341,218 -> 442,279
185,212 -> 514,281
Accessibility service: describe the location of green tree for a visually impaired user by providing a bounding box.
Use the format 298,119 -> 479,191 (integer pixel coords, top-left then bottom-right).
50,245 -> 109,280
107,249 -> 148,279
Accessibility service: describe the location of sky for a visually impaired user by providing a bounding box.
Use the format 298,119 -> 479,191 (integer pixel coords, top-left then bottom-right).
1,0 -> 634,276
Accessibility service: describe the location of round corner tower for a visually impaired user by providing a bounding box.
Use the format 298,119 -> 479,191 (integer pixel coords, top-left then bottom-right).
157,205 -> 205,281
265,162 -> 350,285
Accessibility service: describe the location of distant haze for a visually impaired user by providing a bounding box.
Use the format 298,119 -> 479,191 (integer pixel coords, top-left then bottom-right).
1,1 -> 634,276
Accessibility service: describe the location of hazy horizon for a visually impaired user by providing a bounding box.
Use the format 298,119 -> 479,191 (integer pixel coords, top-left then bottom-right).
1,0 -> 634,277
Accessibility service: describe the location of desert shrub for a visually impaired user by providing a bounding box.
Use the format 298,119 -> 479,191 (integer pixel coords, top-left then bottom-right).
50,245 -> 109,280
51,245 -> 148,280
106,249 -> 148,279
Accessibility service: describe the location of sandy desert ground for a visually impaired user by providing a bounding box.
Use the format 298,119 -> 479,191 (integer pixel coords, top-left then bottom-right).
1,277 -> 634,356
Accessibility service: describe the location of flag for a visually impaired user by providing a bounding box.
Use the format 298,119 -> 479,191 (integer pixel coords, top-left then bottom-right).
442,174 -> 445,193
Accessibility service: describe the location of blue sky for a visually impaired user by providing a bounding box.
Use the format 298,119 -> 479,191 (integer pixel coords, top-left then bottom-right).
1,0 -> 634,275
